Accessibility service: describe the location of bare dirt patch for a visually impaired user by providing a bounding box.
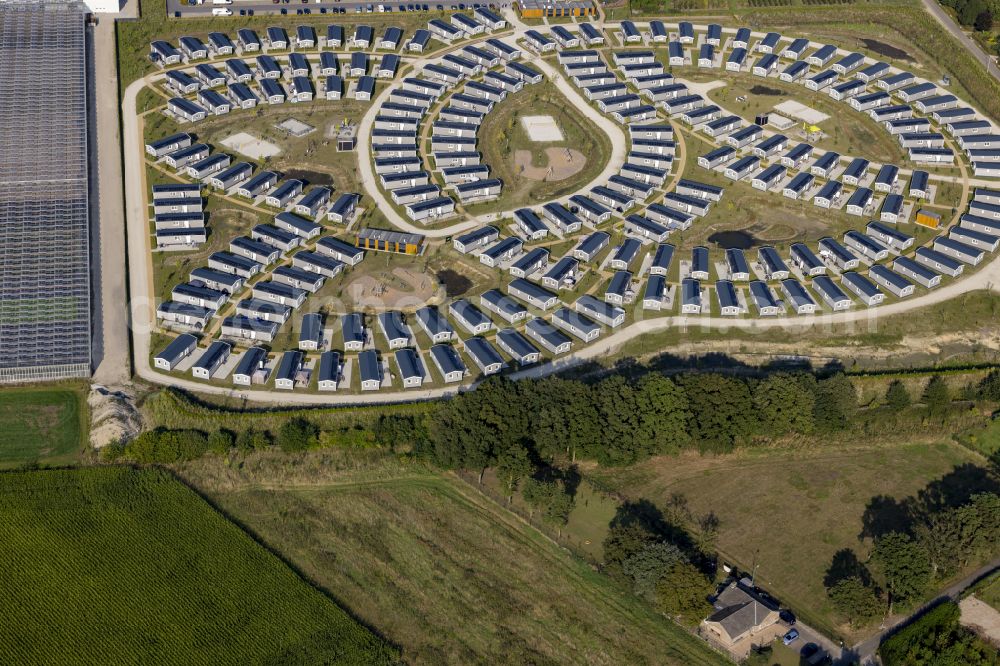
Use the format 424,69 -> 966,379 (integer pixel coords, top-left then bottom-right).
514,147 -> 587,182
961,595 -> 1000,646
344,267 -> 438,310
219,132 -> 281,160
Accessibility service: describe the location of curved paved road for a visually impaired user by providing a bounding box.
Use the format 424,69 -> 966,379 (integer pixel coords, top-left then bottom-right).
123,14 -> 1000,406
354,20 -> 629,238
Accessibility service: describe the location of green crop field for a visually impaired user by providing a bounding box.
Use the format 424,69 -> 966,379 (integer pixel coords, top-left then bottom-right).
181,455 -> 725,666
0,387 -> 86,466
0,466 -> 396,665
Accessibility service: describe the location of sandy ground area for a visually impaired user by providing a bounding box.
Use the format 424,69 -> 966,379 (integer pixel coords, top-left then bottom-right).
344,267 -> 438,309
520,115 -> 564,141
774,99 -> 831,125
960,595 -> 1000,645
515,147 -> 587,181
220,132 -> 282,159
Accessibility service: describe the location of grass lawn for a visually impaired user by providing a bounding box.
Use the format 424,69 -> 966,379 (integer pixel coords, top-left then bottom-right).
0,466 -> 395,664
973,573 -> 1000,610
953,416 -> 1000,459
682,70 -> 906,165
0,386 -> 86,467
474,80 -> 612,213
607,289 -> 1000,370
586,440 -> 984,642
184,457 -> 725,665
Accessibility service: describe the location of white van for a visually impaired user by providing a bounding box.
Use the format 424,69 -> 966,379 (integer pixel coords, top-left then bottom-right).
212,0 -> 232,4
211,6 -> 232,14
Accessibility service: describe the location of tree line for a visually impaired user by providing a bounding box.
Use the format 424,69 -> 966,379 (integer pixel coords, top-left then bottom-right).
824,491 -> 1000,625
393,369 -> 995,473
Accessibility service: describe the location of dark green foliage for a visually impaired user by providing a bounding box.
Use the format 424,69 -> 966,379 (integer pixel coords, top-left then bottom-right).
634,374 -> 692,455
827,576 -> 881,626
602,501 -> 713,623
960,0 -> 987,25
496,442 -> 535,495
373,414 -> 428,453
622,540 -> 684,597
235,428 -> 272,452
207,429 -> 235,454
521,477 -> 574,526
751,373 -> 816,436
677,374 -> 754,452
813,373 -> 857,432
871,532 -> 932,607
879,601 -> 999,666
123,428 -> 210,463
975,9 -> 994,30
922,375 -> 951,415
977,370 -> 1000,401
885,380 -> 912,412
276,418 -> 320,452
655,560 -> 714,622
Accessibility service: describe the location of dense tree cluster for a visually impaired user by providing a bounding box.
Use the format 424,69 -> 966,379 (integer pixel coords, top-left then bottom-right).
942,0 -> 995,31
411,372 -> 858,473
106,419 -> 321,463
602,501 -> 715,623
879,601 -> 999,666
825,492 -> 1000,620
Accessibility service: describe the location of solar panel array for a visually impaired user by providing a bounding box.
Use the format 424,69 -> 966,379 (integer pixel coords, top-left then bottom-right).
0,0 -> 91,382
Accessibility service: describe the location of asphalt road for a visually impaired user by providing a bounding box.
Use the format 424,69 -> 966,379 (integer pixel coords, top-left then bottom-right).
354,12 -> 629,238
122,8 -> 1000,405
922,0 -> 1000,82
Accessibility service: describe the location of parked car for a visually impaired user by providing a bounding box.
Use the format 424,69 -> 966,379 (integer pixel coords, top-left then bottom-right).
782,629 -> 799,646
779,609 -> 796,625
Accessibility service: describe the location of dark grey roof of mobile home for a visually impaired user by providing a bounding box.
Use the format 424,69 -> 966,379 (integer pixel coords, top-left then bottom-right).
430,344 -> 464,376
481,289 -> 528,318
465,337 -> 504,368
275,350 -> 303,382
378,310 -> 410,341
815,180 -> 843,201
652,243 -> 675,271
869,264 -> 913,291
846,187 -> 874,208
819,237 -> 857,264
759,246 -> 787,273
395,348 -> 423,380
812,275 -> 847,304
359,350 -> 381,382
681,278 -> 701,305
504,246 -> 546,275
842,271 -> 881,299
318,351 -> 340,383
716,280 -> 739,309
233,346 -> 268,377
749,280 -> 778,308
576,231 -> 611,255
791,242 -> 823,270
342,312 -> 365,344
156,333 -> 198,364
